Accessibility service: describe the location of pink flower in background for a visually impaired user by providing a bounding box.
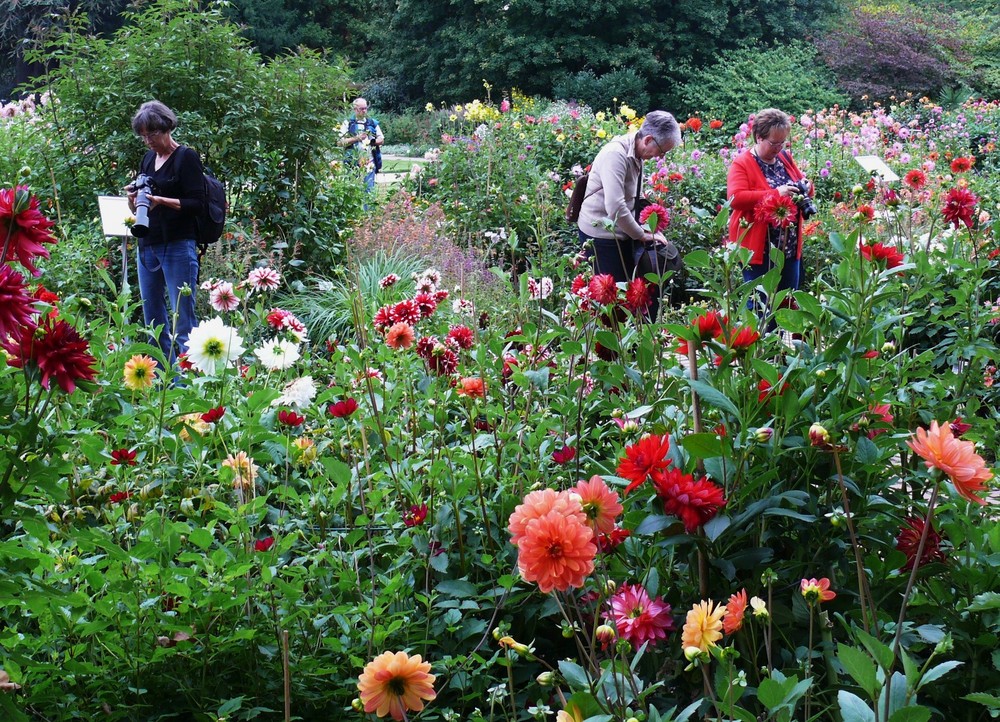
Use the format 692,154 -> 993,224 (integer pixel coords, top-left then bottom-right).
574,475 -> 622,534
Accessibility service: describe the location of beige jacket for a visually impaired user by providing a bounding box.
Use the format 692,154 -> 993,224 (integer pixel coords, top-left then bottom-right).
576,132 -> 646,241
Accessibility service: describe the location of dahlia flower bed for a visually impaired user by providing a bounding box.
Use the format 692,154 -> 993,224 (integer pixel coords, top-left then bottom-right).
2,100 -> 1000,722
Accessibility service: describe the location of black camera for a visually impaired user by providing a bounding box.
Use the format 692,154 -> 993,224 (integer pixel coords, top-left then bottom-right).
790,179 -> 818,220
128,173 -> 155,238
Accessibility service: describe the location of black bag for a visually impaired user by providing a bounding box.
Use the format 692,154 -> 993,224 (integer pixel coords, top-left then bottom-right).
197,170 -> 226,247
634,240 -> 683,277
565,173 -> 589,223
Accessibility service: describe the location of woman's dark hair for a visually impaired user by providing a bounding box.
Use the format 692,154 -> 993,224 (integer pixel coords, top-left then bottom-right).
131,100 -> 178,135
752,108 -> 790,141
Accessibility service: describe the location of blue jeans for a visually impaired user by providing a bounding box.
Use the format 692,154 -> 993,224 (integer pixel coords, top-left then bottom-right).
137,240 -> 199,364
364,168 -> 376,192
743,257 -> 801,330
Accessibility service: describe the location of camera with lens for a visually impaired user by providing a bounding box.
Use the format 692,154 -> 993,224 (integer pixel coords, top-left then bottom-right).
127,173 -> 156,238
789,179 -> 818,220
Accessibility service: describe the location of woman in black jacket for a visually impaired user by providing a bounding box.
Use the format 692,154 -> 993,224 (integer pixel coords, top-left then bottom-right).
127,100 -> 205,365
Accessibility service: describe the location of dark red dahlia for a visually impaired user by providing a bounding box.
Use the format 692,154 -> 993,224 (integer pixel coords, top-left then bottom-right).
0,186 -> 57,276
3,316 -> 97,393
895,517 -> 946,571
650,468 -> 726,533
0,263 -> 36,340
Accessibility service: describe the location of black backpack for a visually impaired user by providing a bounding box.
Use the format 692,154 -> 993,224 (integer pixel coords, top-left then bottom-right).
197,170 -> 226,247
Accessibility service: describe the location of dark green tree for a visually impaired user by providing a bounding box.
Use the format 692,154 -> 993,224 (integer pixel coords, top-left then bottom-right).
368,0 -> 840,111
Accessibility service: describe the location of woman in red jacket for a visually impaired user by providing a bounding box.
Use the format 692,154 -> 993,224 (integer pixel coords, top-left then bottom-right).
727,108 -> 812,299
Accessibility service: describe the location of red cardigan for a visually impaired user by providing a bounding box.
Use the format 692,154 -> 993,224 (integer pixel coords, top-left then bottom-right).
727,150 -> 807,264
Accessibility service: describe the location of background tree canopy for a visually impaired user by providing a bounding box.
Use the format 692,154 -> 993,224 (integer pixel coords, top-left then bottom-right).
2,0 -> 997,112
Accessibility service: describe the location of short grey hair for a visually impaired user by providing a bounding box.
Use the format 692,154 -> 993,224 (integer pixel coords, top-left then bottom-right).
131,100 -> 177,135
353,97 -> 368,109
752,108 -> 790,141
638,111 -> 681,149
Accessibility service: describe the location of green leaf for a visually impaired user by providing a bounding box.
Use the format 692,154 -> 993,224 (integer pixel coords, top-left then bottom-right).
757,677 -> 792,709
854,435 -> 880,464
635,514 -> 675,535
838,644 -> 878,697
679,432 -> 724,459
559,660 -> 591,689
967,592 -> 1000,611
964,692 -> 1000,708
218,697 -> 245,715
854,629 -> 894,670
917,660 -> 962,688
436,580 -> 476,597
888,708 -> 931,722
685,379 -> 740,417
188,527 -> 213,550
838,691 -> 875,722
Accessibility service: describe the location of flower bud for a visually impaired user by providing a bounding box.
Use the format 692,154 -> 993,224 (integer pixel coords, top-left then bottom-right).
351,698 -> 364,712
933,634 -> 954,656
595,624 -> 616,649
808,423 -> 830,447
561,622 -> 576,638
684,646 -> 704,661
881,341 -> 895,354
536,671 -> 556,687
754,427 -> 773,443
852,184 -> 864,195
605,579 -> 618,595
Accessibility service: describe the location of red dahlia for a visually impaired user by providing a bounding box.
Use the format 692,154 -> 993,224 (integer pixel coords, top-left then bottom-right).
624,278 -> 652,313
588,274 -> 618,304
0,186 -> 57,276
941,187 -> 978,229
754,194 -> 798,229
650,468 -> 726,533
617,434 -> 672,495
0,264 -> 36,340
895,517 -> 946,571
859,242 -> 904,269
3,316 -> 97,393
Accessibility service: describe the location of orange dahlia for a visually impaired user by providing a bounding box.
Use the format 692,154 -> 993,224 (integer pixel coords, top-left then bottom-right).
357,651 -> 437,721
508,489 -> 587,547
722,589 -> 748,635
516,509 -> 596,593
574,475 -> 623,534
681,600 -> 726,653
906,420 -> 992,505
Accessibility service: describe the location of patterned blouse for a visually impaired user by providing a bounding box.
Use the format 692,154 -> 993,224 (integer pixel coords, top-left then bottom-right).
753,153 -> 800,259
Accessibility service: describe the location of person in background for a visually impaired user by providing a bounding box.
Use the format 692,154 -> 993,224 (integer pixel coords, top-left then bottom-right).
727,107 -> 812,299
576,111 -> 681,284
339,97 -> 384,192
127,99 -> 205,364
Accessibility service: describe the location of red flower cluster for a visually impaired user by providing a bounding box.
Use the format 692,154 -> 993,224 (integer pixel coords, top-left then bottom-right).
950,156 -> 974,173
754,194 -> 798,229
651,468 -> 726,533
941,187 -> 978,229
3,316 -> 97,393
110,448 -> 137,466
404,503 -> 428,527
588,274 -> 618,305
0,186 -> 56,276
551,446 -> 576,465
277,410 -> 305,427
638,203 -> 669,233
617,434 -> 672,495
624,278 -> 652,314
859,241 -> 904,268
201,406 -> 226,423
0,264 -> 35,340
254,536 -> 275,552
903,169 -> 927,190
685,117 -> 702,132
328,398 -> 359,418
895,517 -> 946,571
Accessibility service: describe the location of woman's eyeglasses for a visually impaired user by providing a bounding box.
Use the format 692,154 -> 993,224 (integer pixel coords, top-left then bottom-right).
137,130 -> 163,140
761,138 -> 789,149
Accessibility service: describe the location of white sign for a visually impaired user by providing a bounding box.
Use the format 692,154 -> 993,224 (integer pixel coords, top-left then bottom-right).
854,155 -> 899,183
97,195 -> 134,237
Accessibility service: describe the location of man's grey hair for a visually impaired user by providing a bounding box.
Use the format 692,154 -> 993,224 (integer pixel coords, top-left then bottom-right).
353,97 -> 368,109
637,111 -> 681,149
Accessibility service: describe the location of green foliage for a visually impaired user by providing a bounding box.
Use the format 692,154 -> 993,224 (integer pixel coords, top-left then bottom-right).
552,68 -> 651,115
20,0 -> 359,274
678,42 -> 848,124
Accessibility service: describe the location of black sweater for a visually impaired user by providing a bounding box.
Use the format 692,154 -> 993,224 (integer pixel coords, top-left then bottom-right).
138,145 -> 205,246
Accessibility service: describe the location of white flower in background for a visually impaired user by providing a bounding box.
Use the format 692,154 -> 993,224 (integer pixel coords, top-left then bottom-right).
209,281 -> 240,312
200,277 -> 223,292
527,277 -> 553,300
185,316 -> 245,374
254,339 -> 300,371
272,376 -> 317,408
452,298 -> 475,315
246,267 -> 281,292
